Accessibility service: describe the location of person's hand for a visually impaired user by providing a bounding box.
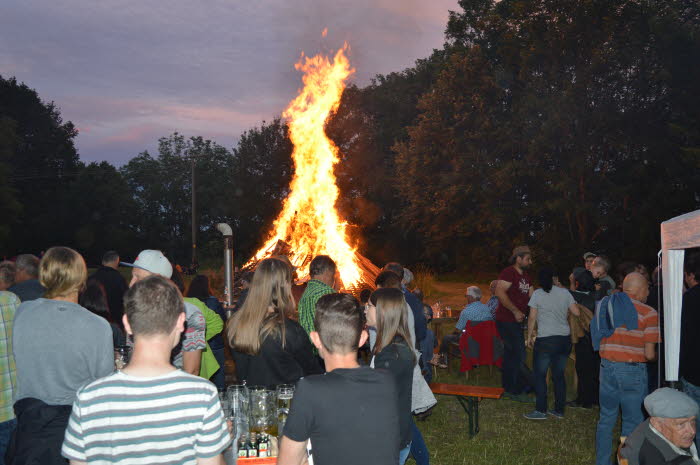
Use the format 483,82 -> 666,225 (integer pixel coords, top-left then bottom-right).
514,310 -> 525,322
526,335 -> 535,349
594,283 -> 602,291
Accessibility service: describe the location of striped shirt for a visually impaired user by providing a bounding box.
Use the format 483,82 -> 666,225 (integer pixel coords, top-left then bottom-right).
599,300 -> 660,363
62,370 -> 230,464
298,279 -> 335,335
0,292 -> 19,422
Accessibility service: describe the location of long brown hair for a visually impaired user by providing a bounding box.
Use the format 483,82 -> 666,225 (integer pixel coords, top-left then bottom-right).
370,287 -> 414,362
228,258 -> 295,355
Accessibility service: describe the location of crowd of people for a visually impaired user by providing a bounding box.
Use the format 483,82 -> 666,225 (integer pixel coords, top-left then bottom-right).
0,244 -> 698,464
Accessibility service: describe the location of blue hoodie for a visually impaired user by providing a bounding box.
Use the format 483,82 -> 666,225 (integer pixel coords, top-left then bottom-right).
591,292 -> 639,350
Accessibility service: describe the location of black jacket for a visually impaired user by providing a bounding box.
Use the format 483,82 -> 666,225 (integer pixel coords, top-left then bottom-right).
6,398 -> 72,465
232,318 -> 322,388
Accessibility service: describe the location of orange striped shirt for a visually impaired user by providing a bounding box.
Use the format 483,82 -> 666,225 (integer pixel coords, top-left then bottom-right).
599,300 -> 660,363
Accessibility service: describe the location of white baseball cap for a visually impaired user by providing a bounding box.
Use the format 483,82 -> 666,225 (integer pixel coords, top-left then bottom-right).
121,250 -> 173,278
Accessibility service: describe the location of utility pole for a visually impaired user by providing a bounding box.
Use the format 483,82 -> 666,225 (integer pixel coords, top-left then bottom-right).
191,155 -> 198,269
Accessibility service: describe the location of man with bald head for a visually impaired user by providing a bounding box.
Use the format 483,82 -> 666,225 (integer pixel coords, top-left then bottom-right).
595,272 -> 660,465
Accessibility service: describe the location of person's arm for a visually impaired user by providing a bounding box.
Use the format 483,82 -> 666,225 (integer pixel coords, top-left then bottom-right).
568,302 -> 581,317
183,350 -> 202,375
644,342 -> 656,361
495,280 -> 524,322
526,307 -> 537,348
277,436 -> 309,465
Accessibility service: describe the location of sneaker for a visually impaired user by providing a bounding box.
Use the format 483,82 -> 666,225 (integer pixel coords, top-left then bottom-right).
547,410 -> 565,419
523,410 -> 547,420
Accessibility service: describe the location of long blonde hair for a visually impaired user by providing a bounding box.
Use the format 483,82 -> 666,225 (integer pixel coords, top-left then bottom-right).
228,258 -> 295,355
40,247 -> 87,299
370,287 -> 414,362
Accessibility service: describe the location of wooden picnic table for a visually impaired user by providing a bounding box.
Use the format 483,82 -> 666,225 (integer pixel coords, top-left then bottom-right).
429,383 -> 504,438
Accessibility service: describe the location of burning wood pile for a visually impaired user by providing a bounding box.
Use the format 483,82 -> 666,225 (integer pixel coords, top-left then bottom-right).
238,42 -> 380,299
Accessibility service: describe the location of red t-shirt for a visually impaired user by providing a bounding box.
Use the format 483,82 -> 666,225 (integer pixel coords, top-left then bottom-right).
495,266 -> 532,322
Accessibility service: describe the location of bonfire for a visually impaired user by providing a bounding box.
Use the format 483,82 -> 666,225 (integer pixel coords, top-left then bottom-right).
244,41 -> 379,292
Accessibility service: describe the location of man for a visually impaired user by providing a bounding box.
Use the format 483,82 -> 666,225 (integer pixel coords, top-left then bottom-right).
594,272 -> 660,465
592,255 -> 616,301
486,280 -> 499,318
90,251 -> 128,325
298,255 -> 336,336
584,252 -> 598,271
122,250 -> 205,376
0,289 -> 19,463
62,275 -> 229,465
568,268 -> 599,409
620,388 -> 699,465
494,245 -> 534,399
437,286 -> 493,358
279,293 -> 399,465
7,254 -> 45,302
0,262 -> 15,291
383,262 -> 427,348
679,254 -> 700,450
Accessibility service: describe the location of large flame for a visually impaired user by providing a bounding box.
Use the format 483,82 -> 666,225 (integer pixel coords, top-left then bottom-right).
248,43 -> 361,287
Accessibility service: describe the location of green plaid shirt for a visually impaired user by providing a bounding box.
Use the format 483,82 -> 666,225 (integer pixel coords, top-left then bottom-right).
298,280 -> 335,335
0,292 -> 19,422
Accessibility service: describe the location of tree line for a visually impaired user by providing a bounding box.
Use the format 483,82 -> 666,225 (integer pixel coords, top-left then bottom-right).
1,0 -> 698,273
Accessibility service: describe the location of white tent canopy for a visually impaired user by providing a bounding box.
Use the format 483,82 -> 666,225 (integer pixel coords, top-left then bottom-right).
661,209 -> 700,381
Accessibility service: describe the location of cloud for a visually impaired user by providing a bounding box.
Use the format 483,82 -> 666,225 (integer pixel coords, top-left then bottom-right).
0,0 -> 460,165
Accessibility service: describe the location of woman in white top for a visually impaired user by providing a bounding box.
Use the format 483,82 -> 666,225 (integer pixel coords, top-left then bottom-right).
523,267 -> 580,420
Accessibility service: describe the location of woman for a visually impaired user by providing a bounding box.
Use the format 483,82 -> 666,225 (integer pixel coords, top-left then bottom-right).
365,287 -> 415,464
524,267 -> 580,420
11,247 -> 114,464
228,258 -> 321,387
187,274 -> 227,390
80,277 -> 126,347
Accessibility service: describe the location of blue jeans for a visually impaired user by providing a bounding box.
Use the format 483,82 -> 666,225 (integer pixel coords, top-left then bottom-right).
410,421 -> 429,465
533,336 -> 571,414
399,443 -> 411,465
595,360 -> 648,465
496,321 -> 532,394
0,418 -> 16,465
681,377 -> 700,451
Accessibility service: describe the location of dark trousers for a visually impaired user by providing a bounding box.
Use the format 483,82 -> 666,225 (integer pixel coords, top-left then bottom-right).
496,321 -> 533,394
574,331 -> 600,407
533,336 -> 571,413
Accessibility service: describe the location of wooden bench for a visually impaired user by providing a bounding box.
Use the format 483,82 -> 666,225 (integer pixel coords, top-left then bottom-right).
429,383 -> 504,438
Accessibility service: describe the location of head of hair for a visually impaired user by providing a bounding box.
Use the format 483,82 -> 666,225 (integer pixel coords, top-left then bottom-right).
359,288 -> 372,305
170,268 -> 185,293
79,278 -> 113,323
0,261 -> 16,288
466,286 -> 482,300
102,250 -> 120,265
423,303 -> 433,321
39,247 -> 87,299
369,287 -> 414,362
314,293 -> 362,354
124,275 -> 184,336
594,255 -> 612,272
228,258 -> 294,355
574,269 -> 596,292
272,255 -> 296,280
187,274 -> 212,300
685,254 -> 700,283
15,254 -> 40,278
309,255 -> 336,278
538,267 -> 555,293
382,262 -> 404,280
375,270 -> 402,289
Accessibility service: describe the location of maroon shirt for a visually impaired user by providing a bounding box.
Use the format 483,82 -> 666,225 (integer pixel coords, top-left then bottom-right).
495,266 -> 532,322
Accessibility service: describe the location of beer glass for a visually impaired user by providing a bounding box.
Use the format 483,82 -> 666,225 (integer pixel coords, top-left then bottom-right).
276,384 -> 294,435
